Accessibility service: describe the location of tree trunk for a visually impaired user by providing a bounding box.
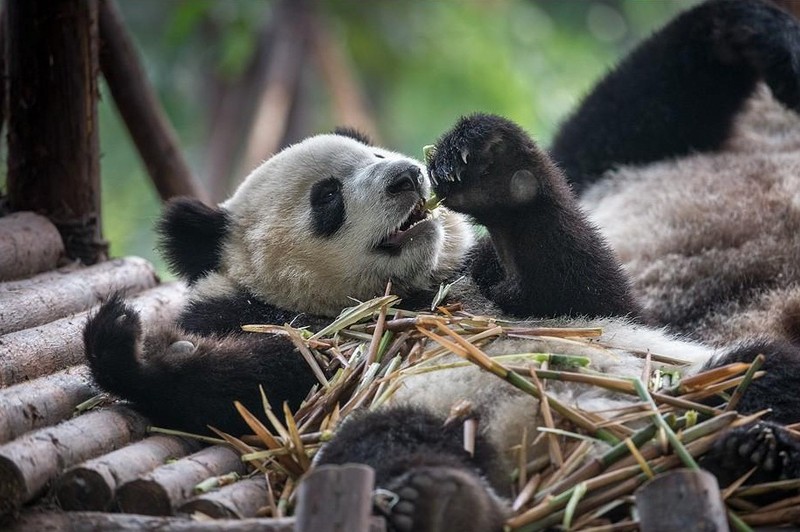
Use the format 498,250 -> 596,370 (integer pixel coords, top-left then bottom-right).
6,0 -> 107,265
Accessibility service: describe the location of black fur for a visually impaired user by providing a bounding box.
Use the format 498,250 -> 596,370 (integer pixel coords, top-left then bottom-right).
157,197 -> 230,284
706,339 -> 800,425
84,294 -> 317,435
429,113 -> 643,320
333,126 -> 373,146
316,407 -> 508,531
552,0 -> 800,194
309,177 -> 346,237
178,289 -> 329,337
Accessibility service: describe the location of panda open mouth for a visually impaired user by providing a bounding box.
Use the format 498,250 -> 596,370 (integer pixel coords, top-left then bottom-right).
378,199 -> 432,250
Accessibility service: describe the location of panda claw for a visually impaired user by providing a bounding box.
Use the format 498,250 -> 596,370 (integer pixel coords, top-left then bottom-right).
383,466 -> 507,532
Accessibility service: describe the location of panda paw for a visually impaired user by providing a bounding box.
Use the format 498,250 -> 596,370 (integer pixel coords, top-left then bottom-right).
703,421 -> 800,485
83,294 -> 143,392
428,114 -> 556,222
380,466 -> 507,532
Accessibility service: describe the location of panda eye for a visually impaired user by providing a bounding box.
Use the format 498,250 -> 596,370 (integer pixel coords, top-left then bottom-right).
310,177 -> 342,206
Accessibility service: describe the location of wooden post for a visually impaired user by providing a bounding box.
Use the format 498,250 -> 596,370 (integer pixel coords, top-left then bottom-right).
98,0 -> 208,204
295,464 -> 380,532
635,469 -> 729,532
6,0 -> 107,265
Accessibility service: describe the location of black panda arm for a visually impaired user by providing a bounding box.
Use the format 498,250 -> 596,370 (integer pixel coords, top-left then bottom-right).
84,295 -> 318,435
429,114 -> 642,320
551,0 -> 800,194
178,289 -> 329,337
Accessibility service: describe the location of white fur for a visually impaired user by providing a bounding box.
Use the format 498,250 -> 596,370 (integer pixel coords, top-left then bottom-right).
583,86 -> 800,346
208,134 -> 474,316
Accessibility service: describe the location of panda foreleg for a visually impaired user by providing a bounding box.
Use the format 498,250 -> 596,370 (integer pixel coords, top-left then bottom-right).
84,295 -> 318,435
551,0 -> 800,193
315,406 -> 509,532
700,339 -> 800,485
428,114 -> 642,320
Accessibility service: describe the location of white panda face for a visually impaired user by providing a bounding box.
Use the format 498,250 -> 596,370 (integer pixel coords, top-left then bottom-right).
217,134 -> 475,316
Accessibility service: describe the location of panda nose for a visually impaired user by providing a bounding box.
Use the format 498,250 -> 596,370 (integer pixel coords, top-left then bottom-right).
386,166 -> 423,195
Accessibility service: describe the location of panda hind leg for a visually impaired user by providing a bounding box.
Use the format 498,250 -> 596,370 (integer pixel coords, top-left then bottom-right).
83,294 -> 149,399
316,407 -> 509,532
700,339 -> 800,485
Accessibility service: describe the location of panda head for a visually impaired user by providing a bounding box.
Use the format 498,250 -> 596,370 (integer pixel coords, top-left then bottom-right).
159,130 -> 475,316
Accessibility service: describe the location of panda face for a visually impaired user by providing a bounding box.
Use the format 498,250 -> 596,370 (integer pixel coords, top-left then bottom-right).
216,134 -> 475,316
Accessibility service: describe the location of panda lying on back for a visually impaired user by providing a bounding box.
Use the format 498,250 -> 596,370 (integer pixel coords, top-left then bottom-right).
86,1 -> 800,530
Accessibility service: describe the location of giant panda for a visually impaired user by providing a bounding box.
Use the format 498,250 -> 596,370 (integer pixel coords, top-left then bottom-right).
84,0 -> 800,530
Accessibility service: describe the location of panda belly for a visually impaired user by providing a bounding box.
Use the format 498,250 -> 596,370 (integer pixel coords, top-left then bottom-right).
581,90 -> 800,347
388,318 -> 717,457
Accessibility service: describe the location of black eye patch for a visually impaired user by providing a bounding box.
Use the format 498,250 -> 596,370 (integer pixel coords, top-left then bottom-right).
310,177 -> 346,237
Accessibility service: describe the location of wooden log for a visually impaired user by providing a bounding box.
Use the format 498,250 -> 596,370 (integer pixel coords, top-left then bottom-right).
0,404 -> 147,516
635,469 -> 729,532
0,262 -> 82,292
97,0 -> 208,203
5,511 -> 298,532
0,281 -> 185,386
0,256 -> 158,335
0,365 -> 98,444
295,464 -> 377,532
6,0 -> 107,265
0,212 -> 64,282
116,445 -> 249,516
55,435 -> 201,511
179,475 -> 268,519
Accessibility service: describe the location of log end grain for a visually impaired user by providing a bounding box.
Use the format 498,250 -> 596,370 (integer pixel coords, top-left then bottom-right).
54,467 -> 113,511
0,212 -> 64,282
117,478 -> 172,516
0,455 -> 26,516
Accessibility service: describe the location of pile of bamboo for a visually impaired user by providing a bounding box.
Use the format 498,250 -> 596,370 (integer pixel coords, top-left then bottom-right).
209,294 -> 800,531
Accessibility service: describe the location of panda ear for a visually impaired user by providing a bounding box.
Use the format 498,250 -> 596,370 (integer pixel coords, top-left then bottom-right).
333,126 -> 373,146
157,197 -> 230,284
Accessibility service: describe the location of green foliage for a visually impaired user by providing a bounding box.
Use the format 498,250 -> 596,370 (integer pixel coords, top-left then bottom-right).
96,0 -> 696,272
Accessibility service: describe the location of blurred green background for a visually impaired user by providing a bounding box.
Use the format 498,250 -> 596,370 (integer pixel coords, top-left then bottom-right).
96,0 -> 698,276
